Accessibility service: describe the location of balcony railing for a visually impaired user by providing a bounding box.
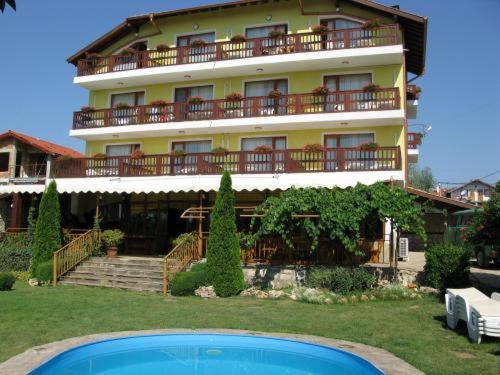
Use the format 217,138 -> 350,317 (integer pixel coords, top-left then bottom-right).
52,147 -> 401,178
407,133 -> 422,149
8,164 -> 47,179
407,84 -> 421,100
73,89 -> 400,130
76,25 -> 401,76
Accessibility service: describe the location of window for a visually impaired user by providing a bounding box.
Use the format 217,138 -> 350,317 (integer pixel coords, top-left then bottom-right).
0,152 -> 9,172
320,18 -> 362,30
174,86 -> 214,102
171,140 -> 212,175
244,79 -> 288,97
324,134 -> 375,171
245,24 -> 287,39
241,136 -> 286,151
241,137 -> 286,173
324,74 -> 372,92
105,144 -> 140,157
177,32 -> 216,63
177,32 -> 215,47
171,140 -> 212,154
110,92 -> 145,107
175,86 -> 214,120
325,133 -> 374,148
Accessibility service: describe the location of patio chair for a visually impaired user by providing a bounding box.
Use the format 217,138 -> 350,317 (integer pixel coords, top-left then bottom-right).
446,288 -> 500,343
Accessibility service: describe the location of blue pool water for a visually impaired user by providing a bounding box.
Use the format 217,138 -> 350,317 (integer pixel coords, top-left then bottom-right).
29,334 -> 384,374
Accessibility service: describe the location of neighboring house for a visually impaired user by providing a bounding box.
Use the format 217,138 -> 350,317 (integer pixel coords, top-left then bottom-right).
449,179 -> 495,205
45,0 -> 426,259
0,131 -> 83,231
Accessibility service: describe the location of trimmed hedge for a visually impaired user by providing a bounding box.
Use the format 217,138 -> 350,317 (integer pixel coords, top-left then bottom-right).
171,264 -> 207,296
306,267 -> 376,295
206,171 -> 244,297
0,272 -> 16,291
34,261 -> 53,283
423,244 -> 470,291
0,246 -> 31,272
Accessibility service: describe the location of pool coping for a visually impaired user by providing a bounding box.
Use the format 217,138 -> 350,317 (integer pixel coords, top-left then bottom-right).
0,329 -> 423,375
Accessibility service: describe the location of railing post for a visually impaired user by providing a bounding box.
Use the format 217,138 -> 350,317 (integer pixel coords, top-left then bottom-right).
294,34 -> 302,53
52,252 -> 57,287
338,149 -> 345,171
253,39 -> 262,57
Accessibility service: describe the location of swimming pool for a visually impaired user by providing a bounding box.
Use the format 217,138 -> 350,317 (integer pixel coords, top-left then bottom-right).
29,334 -> 384,374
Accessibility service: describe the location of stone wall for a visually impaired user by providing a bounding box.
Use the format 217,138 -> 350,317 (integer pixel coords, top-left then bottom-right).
242,265 -> 307,289
0,198 -> 9,232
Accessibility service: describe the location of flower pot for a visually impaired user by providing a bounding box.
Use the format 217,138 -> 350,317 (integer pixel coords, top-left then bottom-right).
107,246 -> 118,258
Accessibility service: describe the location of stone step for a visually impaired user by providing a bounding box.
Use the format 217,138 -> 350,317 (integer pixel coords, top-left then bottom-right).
89,256 -> 165,267
63,273 -> 163,289
82,261 -> 165,272
73,266 -> 164,279
60,278 -> 163,293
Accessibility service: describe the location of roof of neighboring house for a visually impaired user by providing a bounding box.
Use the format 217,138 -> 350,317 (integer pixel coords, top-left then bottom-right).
0,131 -> 84,158
66,0 -> 427,75
407,185 -> 476,211
448,179 -> 496,193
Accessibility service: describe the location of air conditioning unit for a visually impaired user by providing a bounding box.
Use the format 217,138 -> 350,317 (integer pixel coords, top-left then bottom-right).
399,237 -> 409,260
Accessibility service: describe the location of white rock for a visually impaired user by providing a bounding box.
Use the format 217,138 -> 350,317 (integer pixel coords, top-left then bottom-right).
419,286 -> 439,294
195,285 -> 217,299
268,290 -> 286,299
28,278 -> 39,287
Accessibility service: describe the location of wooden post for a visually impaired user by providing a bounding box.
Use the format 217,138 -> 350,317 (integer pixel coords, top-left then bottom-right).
52,253 -> 57,287
10,193 -> 22,229
197,192 -> 203,259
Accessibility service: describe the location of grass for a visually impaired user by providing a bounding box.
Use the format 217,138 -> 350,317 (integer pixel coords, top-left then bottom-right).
0,283 -> 499,375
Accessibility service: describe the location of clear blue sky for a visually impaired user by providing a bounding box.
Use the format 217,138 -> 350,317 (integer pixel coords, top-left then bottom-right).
0,0 -> 499,185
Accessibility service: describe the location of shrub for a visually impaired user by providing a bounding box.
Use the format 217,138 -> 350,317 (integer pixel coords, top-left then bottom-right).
423,244 -> 470,291
190,39 -> 207,48
150,99 -> 169,106
230,34 -> 246,43
0,272 -> 16,291
31,181 -> 61,275
171,264 -> 207,296
0,246 -> 31,272
206,171 -> 244,297
172,232 -> 195,248
311,24 -> 329,35
34,260 -> 53,283
101,230 -> 125,248
306,267 -> 375,295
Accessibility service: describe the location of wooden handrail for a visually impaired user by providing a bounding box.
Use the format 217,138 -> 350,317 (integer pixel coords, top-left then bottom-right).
76,25 -> 400,76
73,88 -> 400,129
52,146 -> 401,179
162,232 -> 198,295
52,230 -> 101,286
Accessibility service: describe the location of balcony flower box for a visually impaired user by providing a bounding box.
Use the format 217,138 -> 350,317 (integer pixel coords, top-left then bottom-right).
93,153 -> 107,159
362,19 -> 381,30
187,96 -> 204,104
115,102 -> 132,110
359,142 -> 379,151
226,92 -> 244,102
230,34 -> 246,43
302,144 -> 326,153
156,44 -> 170,52
171,149 -> 186,157
268,30 -> 285,39
211,147 -> 228,156
150,99 -> 169,106
407,86 -> 422,100
130,149 -> 145,159
253,145 -> 273,154
119,48 -> 135,56
190,39 -> 207,48
311,24 -> 329,35
268,90 -> 283,99
80,106 -> 96,113
311,86 -> 330,96
362,84 -> 382,93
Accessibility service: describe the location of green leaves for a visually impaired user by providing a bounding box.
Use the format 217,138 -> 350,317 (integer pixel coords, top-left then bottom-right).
253,182 -> 426,254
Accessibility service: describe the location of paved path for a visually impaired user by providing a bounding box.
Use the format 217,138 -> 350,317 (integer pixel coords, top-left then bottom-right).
0,329 -> 423,375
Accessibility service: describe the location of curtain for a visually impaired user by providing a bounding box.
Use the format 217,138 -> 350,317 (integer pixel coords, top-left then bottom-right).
111,92 -> 144,106
175,141 -> 212,153
245,80 -> 288,97
339,134 -> 374,147
332,19 -> 361,30
106,144 -> 137,156
246,25 -> 286,38
339,74 -> 371,91
241,137 -> 273,151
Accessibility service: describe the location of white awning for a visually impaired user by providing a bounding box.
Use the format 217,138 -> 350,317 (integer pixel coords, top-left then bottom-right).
53,171 -> 404,194
0,184 -> 46,194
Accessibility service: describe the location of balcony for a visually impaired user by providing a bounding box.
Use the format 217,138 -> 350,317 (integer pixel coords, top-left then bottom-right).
71,89 -> 403,140
406,84 -> 421,119
74,25 -> 403,89
52,147 -> 401,179
407,132 -> 422,163
0,164 -> 47,184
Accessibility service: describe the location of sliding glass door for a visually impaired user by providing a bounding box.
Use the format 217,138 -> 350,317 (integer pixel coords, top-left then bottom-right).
241,136 -> 286,172
325,133 -> 374,170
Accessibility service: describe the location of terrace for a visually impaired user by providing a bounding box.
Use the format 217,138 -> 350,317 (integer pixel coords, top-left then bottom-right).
72,88 -> 401,131
52,147 -> 401,179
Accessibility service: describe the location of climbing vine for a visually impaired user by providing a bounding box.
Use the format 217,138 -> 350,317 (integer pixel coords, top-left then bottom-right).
252,182 -> 426,254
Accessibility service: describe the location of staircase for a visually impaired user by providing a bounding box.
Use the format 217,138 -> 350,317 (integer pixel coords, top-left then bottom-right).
60,256 -> 165,292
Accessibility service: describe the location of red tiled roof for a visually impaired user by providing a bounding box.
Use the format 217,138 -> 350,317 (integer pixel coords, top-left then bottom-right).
0,130 -> 84,158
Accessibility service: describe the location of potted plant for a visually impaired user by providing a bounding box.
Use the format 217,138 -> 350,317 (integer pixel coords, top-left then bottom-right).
311,86 -> 330,96
211,147 -> 228,156
359,142 -> 379,151
230,34 -> 246,43
80,106 -> 96,113
119,48 -> 135,56
187,96 -> 204,104
302,144 -> 326,152
362,19 -> 381,30
101,229 -> 125,258
190,39 -> 207,48
172,149 -> 185,157
93,153 -> 107,159
237,232 -> 255,264
225,92 -> 244,102
312,24 -> 329,35
362,83 -> 382,93
56,154 -> 73,163
130,149 -> 145,159
407,86 -> 422,100
268,29 -> 285,39
115,102 -> 131,110
268,89 -> 283,99
150,99 -> 169,106
156,44 -> 170,52
254,145 -> 273,154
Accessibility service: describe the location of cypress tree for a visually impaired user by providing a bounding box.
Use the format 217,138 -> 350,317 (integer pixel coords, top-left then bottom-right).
31,180 -> 61,274
206,171 -> 244,297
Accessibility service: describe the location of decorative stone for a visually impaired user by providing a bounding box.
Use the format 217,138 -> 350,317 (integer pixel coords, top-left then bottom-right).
256,291 -> 269,299
339,297 -> 348,304
194,285 -> 217,299
369,295 -> 376,301
268,290 -> 286,299
28,278 -> 39,287
289,293 -> 298,301
361,294 -> 369,302
418,286 -> 439,294
350,295 -> 358,303
240,287 -> 259,297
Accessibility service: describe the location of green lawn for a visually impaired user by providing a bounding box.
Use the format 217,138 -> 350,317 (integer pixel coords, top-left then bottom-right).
0,283 -> 499,375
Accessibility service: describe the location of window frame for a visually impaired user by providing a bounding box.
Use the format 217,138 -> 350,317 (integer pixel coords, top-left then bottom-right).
109,91 -> 146,108
243,78 -> 289,97
104,143 -> 141,157
240,136 -> 287,151
245,24 -> 288,39
319,17 -> 364,30
323,133 -> 376,149
323,73 -> 373,92
176,32 -> 216,47
171,140 -> 213,154
174,85 -> 215,103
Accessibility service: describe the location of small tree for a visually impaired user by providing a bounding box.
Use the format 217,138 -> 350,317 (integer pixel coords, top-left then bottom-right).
409,164 -> 436,191
27,204 -> 37,244
206,171 -> 244,297
467,181 -> 500,246
31,181 -> 61,274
